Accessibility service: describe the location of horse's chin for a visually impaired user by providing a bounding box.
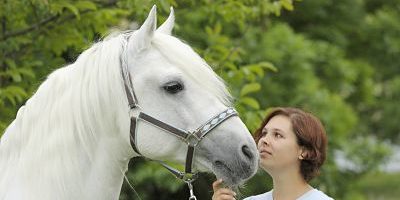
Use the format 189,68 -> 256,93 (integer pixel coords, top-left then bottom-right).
193,160 -> 241,186
211,161 -> 253,187
214,171 -> 242,187
194,156 -> 257,187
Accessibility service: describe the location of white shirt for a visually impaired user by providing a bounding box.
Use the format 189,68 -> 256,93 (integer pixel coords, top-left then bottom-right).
243,189 -> 334,200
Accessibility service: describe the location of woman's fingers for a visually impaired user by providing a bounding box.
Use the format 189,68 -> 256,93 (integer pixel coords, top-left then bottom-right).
216,188 -> 236,196
218,194 -> 236,200
213,193 -> 236,200
212,179 -> 223,192
212,179 -> 237,200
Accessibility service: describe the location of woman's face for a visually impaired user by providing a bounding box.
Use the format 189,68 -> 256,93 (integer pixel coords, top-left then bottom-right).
257,115 -> 303,173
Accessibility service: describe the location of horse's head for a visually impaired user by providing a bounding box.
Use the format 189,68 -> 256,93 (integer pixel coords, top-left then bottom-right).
124,6 -> 258,186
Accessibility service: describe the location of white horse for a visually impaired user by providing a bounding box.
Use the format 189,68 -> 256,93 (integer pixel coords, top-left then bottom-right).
0,6 -> 258,200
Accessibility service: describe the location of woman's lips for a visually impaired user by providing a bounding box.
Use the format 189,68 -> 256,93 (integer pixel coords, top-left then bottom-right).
259,149 -> 272,155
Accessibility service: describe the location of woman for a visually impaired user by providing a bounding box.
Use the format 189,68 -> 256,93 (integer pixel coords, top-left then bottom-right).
212,107 -> 333,200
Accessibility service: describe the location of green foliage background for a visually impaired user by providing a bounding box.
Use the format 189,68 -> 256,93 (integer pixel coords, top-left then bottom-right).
1,0 -> 399,199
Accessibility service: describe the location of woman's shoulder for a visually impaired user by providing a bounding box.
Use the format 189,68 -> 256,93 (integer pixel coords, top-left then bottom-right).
299,188 -> 334,200
242,190 -> 273,200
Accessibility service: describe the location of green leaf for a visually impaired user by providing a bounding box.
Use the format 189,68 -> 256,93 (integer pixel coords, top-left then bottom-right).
50,3 -> 64,14
18,68 -> 36,79
224,63 -> 237,71
49,2 -> 80,18
246,64 -> 264,77
75,1 -> 97,11
240,83 -> 261,97
1,86 -> 27,105
4,59 -> 16,68
258,61 -> 278,72
205,26 -> 213,35
281,0 -> 294,11
65,4 -> 80,19
240,97 -> 260,109
10,71 -> 22,82
273,1 -> 282,16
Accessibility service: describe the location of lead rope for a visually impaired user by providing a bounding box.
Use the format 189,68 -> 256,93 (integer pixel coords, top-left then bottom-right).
157,161 -> 199,200
123,175 -> 143,200
120,166 -> 143,200
121,164 -> 197,200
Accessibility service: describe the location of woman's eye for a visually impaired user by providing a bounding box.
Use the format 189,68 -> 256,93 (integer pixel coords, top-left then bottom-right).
261,131 -> 267,136
163,82 -> 184,94
274,132 -> 283,138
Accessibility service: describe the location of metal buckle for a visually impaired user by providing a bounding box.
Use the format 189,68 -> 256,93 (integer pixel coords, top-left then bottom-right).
128,104 -> 142,117
179,172 -> 198,182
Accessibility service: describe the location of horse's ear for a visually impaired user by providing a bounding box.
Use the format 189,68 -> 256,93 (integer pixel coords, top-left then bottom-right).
157,7 -> 174,35
128,5 -> 157,54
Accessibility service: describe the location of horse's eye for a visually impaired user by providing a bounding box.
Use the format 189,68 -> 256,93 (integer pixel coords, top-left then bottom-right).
163,82 -> 184,94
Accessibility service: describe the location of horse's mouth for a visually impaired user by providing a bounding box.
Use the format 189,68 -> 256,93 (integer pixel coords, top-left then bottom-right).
212,160 -> 241,186
214,160 -> 233,173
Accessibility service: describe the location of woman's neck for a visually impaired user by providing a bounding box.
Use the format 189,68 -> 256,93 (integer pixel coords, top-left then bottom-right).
270,170 -> 312,200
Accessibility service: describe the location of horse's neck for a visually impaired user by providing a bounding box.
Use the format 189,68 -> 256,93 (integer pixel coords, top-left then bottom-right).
1,126 -> 130,200
0,43 -> 133,199
75,138 -> 131,200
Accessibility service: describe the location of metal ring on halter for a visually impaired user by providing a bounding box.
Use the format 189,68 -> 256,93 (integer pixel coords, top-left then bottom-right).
128,104 -> 142,117
185,131 -> 201,147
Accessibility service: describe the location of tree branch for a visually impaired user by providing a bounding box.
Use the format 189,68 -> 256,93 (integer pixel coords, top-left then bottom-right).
1,16 -> 6,39
0,1 -> 118,41
0,14 -> 60,41
1,16 -> 7,87
29,0 -> 41,29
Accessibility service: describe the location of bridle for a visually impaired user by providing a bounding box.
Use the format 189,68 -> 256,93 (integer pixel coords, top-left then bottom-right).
120,33 -> 238,200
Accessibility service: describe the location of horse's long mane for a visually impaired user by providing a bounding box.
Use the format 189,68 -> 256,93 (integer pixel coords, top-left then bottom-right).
0,31 -> 231,198
0,34 -> 129,197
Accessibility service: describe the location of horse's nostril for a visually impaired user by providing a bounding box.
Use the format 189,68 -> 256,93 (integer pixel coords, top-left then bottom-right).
241,145 -> 253,160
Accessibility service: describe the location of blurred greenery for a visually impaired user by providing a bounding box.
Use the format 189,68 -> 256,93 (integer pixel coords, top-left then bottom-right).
1,0 -> 399,199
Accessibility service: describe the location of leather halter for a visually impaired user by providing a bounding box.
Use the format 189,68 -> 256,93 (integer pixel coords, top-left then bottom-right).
120,34 -> 238,200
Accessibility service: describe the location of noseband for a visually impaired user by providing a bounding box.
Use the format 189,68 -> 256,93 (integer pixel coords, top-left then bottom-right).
120,34 -> 238,200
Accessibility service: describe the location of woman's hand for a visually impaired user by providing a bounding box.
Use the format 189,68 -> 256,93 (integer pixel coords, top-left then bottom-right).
212,179 -> 237,200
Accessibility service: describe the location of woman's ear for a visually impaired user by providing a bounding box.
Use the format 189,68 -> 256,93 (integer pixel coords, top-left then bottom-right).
298,147 -> 309,160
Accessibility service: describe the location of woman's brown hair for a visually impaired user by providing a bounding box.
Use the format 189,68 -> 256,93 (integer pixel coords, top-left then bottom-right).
254,107 -> 328,182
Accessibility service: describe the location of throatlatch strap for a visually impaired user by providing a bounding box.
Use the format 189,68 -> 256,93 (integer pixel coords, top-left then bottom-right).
120,58 -> 137,109
126,71 -> 138,104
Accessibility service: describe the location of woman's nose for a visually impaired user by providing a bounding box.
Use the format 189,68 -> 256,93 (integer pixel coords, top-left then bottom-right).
260,134 -> 270,145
